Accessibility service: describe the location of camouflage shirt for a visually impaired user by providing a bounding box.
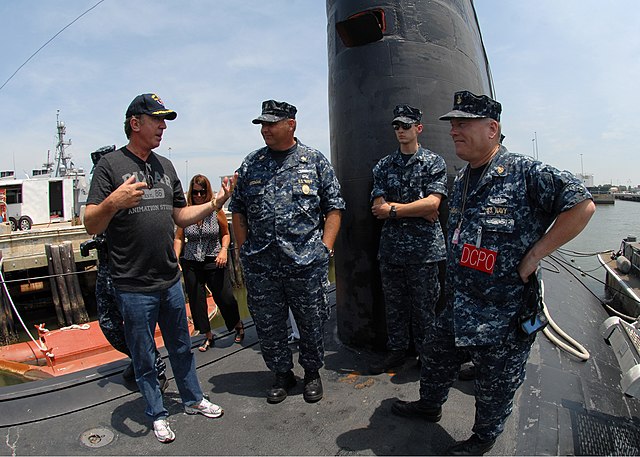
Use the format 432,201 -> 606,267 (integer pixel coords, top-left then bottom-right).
371,146 -> 447,265
229,141 -> 345,266
446,146 -> 592,346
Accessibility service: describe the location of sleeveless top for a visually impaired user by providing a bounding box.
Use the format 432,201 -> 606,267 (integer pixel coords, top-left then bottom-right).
182,211 -> 221,262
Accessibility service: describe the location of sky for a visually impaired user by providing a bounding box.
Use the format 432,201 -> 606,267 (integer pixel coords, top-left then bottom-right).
0,1 -> 638,188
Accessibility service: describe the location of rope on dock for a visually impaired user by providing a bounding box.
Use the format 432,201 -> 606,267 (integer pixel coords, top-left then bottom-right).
60,323 -> 91,331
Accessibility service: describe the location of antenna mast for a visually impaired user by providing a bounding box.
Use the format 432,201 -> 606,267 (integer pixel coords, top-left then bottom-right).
55,110 -> 73,177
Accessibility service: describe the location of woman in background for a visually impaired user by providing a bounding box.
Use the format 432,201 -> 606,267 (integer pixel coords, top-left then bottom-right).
174,174 -> 244,351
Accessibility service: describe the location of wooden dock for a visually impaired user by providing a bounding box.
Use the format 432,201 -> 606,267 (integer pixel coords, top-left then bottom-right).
0,223 -> 98,347
0,223 -> 96,273
591,191 -> 615,204
615,193 -> 640,202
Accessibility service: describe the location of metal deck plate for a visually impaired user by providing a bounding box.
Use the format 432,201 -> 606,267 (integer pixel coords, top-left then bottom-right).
571,407 -> 640,455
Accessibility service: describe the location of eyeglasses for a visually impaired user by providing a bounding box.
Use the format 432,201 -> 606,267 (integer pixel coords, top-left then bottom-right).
393,122 -> 415,131
192,189 -> 207,197
145,162 -> 154,189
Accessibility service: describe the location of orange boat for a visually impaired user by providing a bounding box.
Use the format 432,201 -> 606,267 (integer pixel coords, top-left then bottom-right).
0,297 -> 216,381
0,219 -> 243,384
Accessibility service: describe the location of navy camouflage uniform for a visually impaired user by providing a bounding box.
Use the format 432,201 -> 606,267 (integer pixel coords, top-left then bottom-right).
229,141 -> 345,374
371,146 -> 447,352
95,234 -> 166,378
419,146 -> 592,441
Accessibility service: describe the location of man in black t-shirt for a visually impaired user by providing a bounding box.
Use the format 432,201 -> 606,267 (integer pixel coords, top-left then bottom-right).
85,93 -> 233,443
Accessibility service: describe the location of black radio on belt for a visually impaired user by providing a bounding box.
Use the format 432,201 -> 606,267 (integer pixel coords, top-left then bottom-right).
517,270 -> 548,340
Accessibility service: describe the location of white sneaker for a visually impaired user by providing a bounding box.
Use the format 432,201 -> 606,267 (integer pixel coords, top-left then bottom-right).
153,418 -> 175,443
184,398 -> 224,418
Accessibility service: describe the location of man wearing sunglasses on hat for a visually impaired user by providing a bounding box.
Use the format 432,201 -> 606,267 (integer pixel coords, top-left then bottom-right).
369,104 -> 447,375
85,93 -> 234,443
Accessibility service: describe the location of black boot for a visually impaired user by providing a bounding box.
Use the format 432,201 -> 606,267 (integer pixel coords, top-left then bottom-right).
391,399 -> 442,422
369,350 -> 406,374
267,371 -> 296,404
303,371 -> 323,403
447,434 -> 496,455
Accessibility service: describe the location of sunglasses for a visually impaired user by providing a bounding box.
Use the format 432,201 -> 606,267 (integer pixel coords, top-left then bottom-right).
145,162 -> 154,189
393,122 -> 415,131
192,189 -> 207,197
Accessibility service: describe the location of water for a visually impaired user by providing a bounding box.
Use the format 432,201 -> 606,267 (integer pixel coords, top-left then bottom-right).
0,370 -> 27,387
553,199 -> 640,300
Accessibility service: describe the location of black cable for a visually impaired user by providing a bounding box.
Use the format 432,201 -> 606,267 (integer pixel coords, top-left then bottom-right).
546,253 -> 638,322
0,0 -> 106,93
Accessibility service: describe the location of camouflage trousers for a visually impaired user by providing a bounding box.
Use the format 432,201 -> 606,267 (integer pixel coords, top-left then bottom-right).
96,261 -> 166,378
379,261 -> 439,352
242,257 -> 330,374
418,308 -> 534,441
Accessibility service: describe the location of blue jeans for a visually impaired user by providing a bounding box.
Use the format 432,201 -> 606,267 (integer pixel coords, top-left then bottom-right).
115,280 -> 203,420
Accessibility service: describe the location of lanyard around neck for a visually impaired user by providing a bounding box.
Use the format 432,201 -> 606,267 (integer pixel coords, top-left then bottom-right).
456,153 -> 496,234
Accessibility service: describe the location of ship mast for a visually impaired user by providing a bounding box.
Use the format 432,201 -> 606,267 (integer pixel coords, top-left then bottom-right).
42,150 -> 54,175
54,110 -> 73,177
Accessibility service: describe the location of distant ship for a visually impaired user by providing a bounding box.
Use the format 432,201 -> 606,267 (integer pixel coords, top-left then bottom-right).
0,111 -> 89,231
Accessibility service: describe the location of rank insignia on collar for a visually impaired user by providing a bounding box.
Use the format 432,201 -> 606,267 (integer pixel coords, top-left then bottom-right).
496,165 -> 505,175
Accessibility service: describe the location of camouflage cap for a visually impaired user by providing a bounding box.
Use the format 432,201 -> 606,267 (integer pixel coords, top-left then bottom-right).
126,93 -> 177,120
252,100 -> 297,124
439,90 -> 501,121
392,104 -> 422,124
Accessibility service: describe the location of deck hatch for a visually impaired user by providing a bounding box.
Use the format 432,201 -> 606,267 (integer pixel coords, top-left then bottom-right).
336,9 -> 385,47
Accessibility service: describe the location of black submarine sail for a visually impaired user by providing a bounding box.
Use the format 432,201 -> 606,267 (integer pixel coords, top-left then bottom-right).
327,0 -> 494,348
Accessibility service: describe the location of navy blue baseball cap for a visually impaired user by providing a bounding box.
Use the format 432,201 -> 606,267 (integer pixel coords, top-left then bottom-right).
126,93 -> 177,120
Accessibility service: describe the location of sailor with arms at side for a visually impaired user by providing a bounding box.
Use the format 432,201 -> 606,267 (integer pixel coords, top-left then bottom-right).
391,91 -> 595,455
229,100 -> 345,404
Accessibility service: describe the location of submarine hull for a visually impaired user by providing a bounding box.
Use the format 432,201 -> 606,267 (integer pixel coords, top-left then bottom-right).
327,0 -> 494,348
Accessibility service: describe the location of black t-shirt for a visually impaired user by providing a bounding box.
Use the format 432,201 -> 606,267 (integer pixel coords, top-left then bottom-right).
400,152 -> 415,165
269,143 -> 297,168
468,163 -> 488,192
87,147 -> 186,292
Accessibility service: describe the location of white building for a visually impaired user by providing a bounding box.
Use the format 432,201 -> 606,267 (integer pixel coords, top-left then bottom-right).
577,173 -> 594,187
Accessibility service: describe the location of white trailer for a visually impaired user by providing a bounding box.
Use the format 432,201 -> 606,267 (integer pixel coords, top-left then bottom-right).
0,176 -> 79,231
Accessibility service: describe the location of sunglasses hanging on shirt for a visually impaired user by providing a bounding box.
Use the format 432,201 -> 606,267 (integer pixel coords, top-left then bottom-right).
144,162 -> 154,189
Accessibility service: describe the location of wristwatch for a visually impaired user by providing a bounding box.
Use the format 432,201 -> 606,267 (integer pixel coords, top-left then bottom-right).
389,205 -> 397,218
